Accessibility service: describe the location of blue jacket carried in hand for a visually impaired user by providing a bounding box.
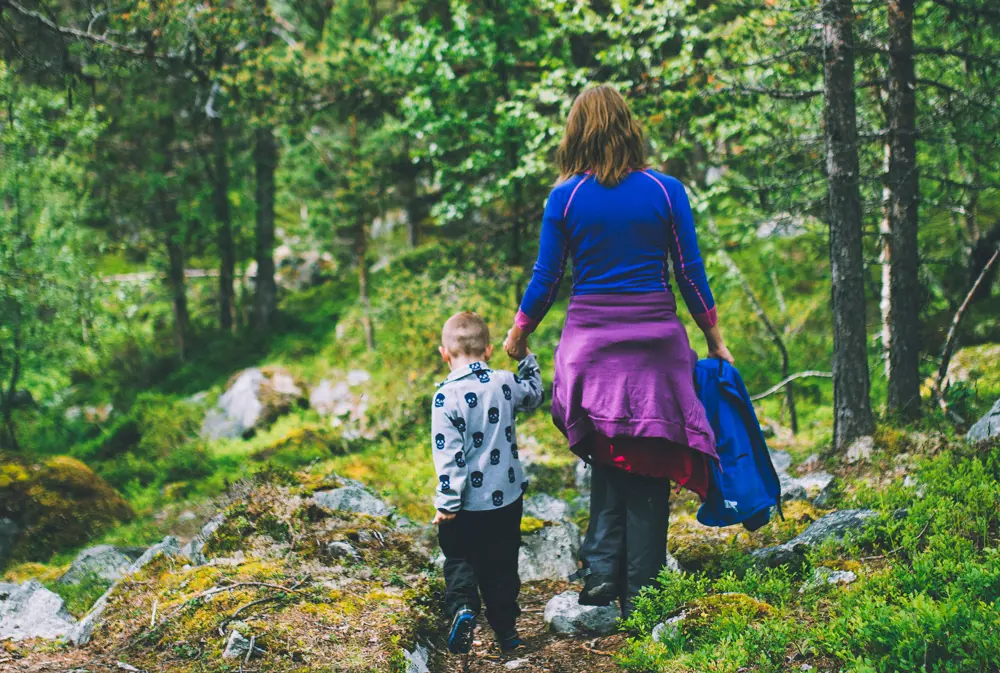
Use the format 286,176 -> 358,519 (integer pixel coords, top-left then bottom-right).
694,359 -> 782,531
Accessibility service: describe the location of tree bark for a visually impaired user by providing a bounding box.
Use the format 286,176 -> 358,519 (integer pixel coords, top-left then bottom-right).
253,0 -> 277,332
885,0 -> 921,418
254,125 -> 278,331
822,0 -> 875,450
158,114 -> 189,360
212,114 -> 237,333
350,116 -> 375,351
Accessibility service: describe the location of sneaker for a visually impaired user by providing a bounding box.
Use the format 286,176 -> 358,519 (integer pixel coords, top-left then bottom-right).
497,628 -> 522,653
447,607 -> 476,655
578,573 -> 617,607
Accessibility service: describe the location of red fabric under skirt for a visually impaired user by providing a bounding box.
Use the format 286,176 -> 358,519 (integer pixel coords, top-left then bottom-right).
584,434 -> 711,501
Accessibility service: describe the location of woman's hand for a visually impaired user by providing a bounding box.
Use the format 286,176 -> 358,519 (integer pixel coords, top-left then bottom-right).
707,343 -> 735,364
703,324 -> 735,364
504,325 -> 530,360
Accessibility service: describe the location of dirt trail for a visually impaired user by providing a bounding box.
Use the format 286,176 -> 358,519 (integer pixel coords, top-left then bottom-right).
439,581 -> 626,673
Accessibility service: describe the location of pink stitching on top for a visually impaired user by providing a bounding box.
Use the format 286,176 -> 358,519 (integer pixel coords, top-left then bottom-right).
640,170 -> 711,314
563,174 -> 590,219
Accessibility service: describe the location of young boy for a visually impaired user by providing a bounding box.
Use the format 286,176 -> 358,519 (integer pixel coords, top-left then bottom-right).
431,311 -> 543,655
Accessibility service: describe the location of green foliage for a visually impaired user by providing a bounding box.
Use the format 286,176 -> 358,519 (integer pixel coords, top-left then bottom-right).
620,438 -> 1000,672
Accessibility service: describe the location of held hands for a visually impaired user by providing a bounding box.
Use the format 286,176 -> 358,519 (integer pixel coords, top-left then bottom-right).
503,325 -> 530,361
432,510 -> 457,525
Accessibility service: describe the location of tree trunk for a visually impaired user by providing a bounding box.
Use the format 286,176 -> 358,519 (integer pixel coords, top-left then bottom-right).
356,217 -> 375,351
254,126 -> 278,331
165,231 -> 189,360
351,116 -> 375,351
822,0 -> 875,450
212,114 -> 237,334
879,142 -> 891,379
399,142 -> 422,248
159,114 -> 189,360
0,328 -> 22,451
885,0 -> 921,418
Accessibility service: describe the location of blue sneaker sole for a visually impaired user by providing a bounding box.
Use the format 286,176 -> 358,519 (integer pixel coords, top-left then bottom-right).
448,612 -> 476,655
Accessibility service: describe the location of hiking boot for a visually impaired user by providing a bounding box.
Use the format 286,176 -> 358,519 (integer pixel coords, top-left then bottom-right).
496,628 -> 523,653
447,607 -> 476,655
578,573 -> 617,607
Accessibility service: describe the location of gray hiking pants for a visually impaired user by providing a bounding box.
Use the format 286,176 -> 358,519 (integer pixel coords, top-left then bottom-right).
580,463 -> 671,616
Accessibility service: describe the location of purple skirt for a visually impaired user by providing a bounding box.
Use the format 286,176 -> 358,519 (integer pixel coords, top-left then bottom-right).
551,292 -> 718,461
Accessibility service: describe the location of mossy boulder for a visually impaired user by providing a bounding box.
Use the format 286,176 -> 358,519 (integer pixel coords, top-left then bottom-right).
0,456 -> 133,565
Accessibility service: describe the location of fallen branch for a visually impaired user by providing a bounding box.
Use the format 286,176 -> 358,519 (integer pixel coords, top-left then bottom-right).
751,371 -> 833,401
168,580 -> 306,618
931,245 -> 1000,406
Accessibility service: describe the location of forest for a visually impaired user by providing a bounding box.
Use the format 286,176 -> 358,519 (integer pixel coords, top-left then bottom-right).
1,0 -> 1000,672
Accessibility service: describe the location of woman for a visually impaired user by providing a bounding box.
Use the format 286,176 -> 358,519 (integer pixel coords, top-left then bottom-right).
503,85 -> 733,617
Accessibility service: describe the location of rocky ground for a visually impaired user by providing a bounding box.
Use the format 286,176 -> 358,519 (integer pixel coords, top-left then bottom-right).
4,365 -> 999,672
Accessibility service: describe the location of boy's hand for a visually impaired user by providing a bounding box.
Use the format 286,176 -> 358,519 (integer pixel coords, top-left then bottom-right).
504,326 -> 530,360
432,510 -> 457,525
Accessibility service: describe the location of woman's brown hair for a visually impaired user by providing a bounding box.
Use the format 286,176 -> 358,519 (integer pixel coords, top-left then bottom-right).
556,85 -> 646,187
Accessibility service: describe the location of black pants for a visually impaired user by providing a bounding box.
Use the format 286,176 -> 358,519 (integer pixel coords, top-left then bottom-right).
438,497 -> 522,633
581,464 -> 671,617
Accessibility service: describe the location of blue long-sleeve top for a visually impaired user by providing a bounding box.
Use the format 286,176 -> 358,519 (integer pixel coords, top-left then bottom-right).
515,170 -> 718,332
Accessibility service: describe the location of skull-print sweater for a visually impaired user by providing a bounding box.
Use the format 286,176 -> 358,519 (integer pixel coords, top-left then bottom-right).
431,355 -> 543,512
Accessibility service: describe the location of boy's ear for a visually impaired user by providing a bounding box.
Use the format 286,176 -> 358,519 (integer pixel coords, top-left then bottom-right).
438,345 -> 451,364
484,344 -> 494,361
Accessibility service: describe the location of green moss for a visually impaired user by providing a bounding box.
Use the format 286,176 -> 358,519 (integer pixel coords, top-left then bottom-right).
683,593 -> 776,633
0,455 -> 134,562
520,516 -> 549,535
46,571 -> 113,618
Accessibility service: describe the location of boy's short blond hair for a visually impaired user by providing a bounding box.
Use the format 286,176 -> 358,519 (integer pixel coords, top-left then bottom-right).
442,311 -> 491,358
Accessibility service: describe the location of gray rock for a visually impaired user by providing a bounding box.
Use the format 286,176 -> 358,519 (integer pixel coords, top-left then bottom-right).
769,450 -> 792,474
813,479 -> 837,508
402,644 -> 430,673
790,509 -> 878,547
201,368 -> 303,440
752,509 -> 878,568
846,436 -> 874,464
779,474 -> 808,503
968,398 -> 1000,443
325,541 -> 359,560
181,515 -> 225,566
543,590 -> 618,636
780,471 -> 835,503
313,486 -> 392,518
347,370 -> 371,387
574,461 -> 591,490
202,369 -> 266,439
519,521 -> 581,582
0,580 -> 76,641
223,629 -> 253,659
128,536 -> 180,573
652,612 -> 688,644
523,493 -> 570,522
309,379 -> 352,417
58,545 -> 144,585
799,567 -> 858,593
0,517 -> 19,566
